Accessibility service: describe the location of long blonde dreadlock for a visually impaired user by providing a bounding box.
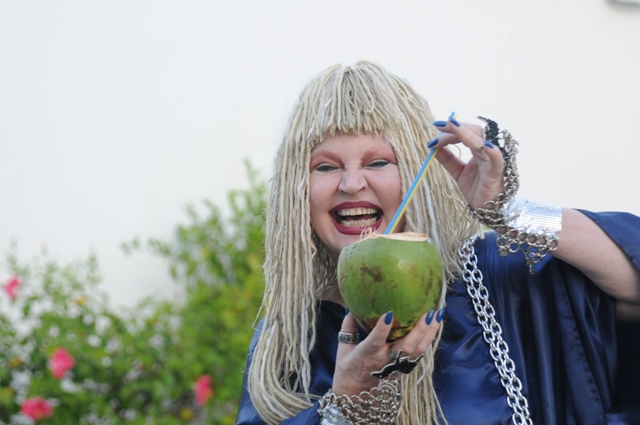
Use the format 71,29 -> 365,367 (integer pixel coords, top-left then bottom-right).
248,61 -> 482,424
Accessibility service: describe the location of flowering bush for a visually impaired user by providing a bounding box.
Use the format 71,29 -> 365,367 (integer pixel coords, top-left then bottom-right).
0,163 -> 265,425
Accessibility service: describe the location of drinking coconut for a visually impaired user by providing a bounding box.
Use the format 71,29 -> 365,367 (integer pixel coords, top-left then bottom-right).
337,232 -> 444,341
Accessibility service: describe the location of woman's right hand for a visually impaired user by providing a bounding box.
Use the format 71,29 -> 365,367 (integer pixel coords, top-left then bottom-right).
331,309 -> 443,396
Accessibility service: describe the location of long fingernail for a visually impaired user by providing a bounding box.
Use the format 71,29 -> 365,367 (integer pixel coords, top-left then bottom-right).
425,310 -> 435,325
436,308 -> 445,323
449,117 -> 461,127
345,307 -> 349,315
385,311 -> 393,325
433,121 -> 448,127
427,137 -> 439,148
484,140 -> 495,149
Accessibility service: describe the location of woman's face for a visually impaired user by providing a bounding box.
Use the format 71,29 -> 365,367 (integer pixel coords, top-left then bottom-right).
309,132 -> 403,262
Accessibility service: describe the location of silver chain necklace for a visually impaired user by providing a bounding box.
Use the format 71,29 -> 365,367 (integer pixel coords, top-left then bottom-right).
459,239 -> 533,425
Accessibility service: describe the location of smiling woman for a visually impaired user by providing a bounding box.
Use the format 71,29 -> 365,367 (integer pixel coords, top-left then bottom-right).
236,61 -> 640,425
240,62 -> 477,425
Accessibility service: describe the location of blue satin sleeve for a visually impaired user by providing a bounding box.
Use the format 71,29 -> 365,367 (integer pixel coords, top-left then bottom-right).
579,210 -> 640,424
434,210 -> 640,425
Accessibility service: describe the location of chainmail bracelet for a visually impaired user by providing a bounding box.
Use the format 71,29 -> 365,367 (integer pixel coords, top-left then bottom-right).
318,378 -> 401,425
470,118 -> 562,274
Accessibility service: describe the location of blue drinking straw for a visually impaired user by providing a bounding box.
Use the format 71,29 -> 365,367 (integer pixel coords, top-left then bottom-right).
384,111 -> 456,234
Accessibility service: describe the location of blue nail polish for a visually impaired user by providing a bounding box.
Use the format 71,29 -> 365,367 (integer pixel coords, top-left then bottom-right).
345,307 -> 349,315
484,140 -> 495,149
425,310 -> 435,325
385,311 -> 393,325
449,117 -> 461,127
436,308 -> 445,323
427,137 -> 439,148
433,121 -> 448,127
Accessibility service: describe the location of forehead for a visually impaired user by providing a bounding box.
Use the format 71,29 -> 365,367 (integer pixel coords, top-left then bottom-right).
310,132 -> 394,155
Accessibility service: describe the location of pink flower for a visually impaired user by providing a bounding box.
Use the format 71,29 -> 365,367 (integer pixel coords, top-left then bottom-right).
3,275 -> 21,300
21,397 -> 53,421
49,348 -> 75,379
194,375 -> 215,405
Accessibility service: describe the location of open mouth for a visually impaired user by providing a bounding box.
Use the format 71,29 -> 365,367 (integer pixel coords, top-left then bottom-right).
333,207 -> 382,228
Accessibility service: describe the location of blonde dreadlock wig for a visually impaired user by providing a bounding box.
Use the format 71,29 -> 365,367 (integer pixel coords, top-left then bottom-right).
248,61 -> 482,424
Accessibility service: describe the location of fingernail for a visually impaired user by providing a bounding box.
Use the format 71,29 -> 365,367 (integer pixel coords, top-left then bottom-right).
427,137 -> 439,149
385,311 -> 393,325
484,140 -> 495,149
436,308 -> 445,323
345,307 -> 349,315
449,117 -> 461,127
425,310 -> 435,325
433,121 -> 448,127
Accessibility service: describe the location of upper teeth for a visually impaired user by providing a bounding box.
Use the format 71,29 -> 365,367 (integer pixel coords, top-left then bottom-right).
337,207 -> 378,216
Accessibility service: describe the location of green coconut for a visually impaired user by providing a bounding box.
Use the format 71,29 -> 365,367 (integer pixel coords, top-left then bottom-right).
337,232 -> 444,341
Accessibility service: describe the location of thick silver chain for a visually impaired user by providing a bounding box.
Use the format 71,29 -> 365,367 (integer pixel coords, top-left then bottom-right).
459,238 -> 533,425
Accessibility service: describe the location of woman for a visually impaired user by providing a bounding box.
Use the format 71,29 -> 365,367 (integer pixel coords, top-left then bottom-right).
236,61 -> 640,424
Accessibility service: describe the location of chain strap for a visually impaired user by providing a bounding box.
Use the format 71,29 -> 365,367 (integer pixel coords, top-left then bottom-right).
459,238 -> 533,425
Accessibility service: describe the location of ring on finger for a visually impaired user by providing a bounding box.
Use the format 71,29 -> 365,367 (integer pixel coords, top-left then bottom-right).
477,144 -> 484,151
338,331 -> 359,344
371,349 -> 425,379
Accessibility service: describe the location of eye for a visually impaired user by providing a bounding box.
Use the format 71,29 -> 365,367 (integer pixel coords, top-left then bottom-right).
366,160 -> 391,169
314,164 -> 339,172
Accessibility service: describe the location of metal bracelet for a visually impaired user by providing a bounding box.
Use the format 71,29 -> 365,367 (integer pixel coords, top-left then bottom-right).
478,116 -> 520,203
470,118 -> 562,274
459,239 -> 533,425
317,378 -> 401,425
469,118 -> 520,231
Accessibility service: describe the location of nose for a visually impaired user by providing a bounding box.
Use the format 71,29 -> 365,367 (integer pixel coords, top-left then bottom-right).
339,167 -> 366,195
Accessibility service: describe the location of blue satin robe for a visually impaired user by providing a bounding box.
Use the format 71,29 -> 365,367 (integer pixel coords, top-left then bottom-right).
236,211 -> 640,424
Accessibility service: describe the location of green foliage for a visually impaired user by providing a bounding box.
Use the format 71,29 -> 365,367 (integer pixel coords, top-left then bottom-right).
0,162 -> 266,425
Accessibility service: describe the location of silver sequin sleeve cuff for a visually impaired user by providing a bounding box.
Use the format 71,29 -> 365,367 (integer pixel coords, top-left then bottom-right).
503,198 -> 562,237
319,405 -> 353,425
496,198 -> 563,273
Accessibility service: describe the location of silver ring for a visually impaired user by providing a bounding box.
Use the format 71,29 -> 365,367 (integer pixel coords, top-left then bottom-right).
388,350 -> 396,359
477,144 -> 484,151
338,332 -> 359,344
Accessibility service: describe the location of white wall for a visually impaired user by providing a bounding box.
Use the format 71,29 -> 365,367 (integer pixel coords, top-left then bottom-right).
1,0 -> 639,306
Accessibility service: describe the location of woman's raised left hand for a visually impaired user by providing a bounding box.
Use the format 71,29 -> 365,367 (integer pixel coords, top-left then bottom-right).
428,117 -> 504,209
